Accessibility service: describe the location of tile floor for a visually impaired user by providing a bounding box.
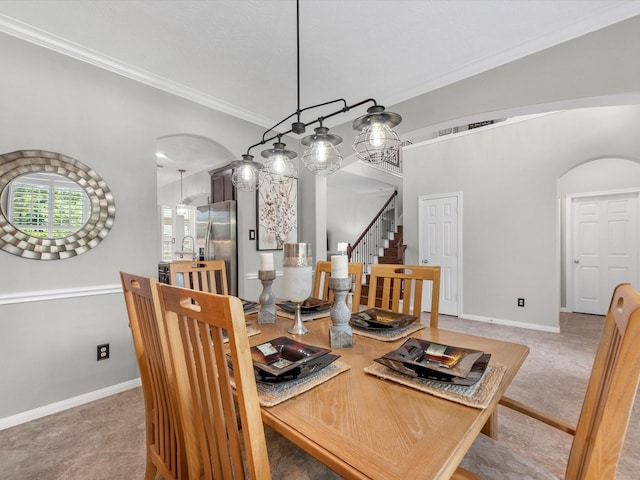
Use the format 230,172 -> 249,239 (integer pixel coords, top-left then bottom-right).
0,312 -> 637,479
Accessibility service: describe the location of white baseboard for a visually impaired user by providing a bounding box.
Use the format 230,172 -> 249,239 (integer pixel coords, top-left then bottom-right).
0,378 -> 141,430
460,313 -> 560,333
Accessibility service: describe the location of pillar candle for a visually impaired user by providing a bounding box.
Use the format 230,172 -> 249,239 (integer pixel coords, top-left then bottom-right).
331,255 -> 348,279
337,242 -> 348,254
260,252 -> 274,271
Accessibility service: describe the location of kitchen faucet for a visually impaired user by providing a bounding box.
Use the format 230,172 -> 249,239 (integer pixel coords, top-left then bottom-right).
181,236 -> 196,260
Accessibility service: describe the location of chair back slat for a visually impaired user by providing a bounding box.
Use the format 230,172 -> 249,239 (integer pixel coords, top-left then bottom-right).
367,264 -> 441,327
566,283 -> 640,480
313,261 -> 364,313
120,272 -> 186,480
168,260 -> 229,295
158,284 -> 271,480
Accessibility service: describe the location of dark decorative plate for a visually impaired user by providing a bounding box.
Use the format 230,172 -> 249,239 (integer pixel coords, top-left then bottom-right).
249,336 -> 339,383
374,337 -> 488,384
276,297 -> 332,314
349,308 -> 417,330
241,299 -> 259,313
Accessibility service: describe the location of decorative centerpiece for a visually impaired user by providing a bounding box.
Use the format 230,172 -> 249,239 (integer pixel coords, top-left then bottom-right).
329,252 -> 353,348
282,243 -> 313,335
258,252 -> 276,324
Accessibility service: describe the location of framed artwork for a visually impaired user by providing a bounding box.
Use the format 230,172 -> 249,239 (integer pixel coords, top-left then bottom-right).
256,178 -> 298,250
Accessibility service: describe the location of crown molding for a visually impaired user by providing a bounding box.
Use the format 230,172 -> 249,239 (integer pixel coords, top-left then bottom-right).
0,14 -> 274,128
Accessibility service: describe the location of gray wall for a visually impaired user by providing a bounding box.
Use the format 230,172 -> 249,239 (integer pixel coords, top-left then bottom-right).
0,32 -> 265,420
2,12 -> 640,422
402,106 -> 640,330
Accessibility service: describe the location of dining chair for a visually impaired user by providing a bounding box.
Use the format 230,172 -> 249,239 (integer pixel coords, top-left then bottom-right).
157,283 -> 341,480
313,260 -> 364,313
120,272 -> 187,480
168,259 -> 228,294
366,264 -> 441,327
453,282 -> 640,480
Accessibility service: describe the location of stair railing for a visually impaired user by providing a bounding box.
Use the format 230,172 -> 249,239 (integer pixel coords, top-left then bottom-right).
347,190 -> 397,274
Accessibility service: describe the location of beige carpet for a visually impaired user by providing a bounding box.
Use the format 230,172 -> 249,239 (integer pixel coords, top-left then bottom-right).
0,312 -> 637,479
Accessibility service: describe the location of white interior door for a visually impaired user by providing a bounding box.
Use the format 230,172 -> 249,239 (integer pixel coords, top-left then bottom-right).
418,193 -> 461,316
571,192 -> 639,315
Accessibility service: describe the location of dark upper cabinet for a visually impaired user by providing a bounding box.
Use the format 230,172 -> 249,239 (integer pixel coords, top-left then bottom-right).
210,169 -> 235,203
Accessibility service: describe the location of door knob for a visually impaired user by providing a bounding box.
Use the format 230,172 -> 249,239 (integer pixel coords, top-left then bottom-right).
422,259 -> 429,264
573,259 -> 580,264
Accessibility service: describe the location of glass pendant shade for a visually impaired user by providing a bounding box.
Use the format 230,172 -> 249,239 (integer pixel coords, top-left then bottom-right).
300,126 -> 343,175
352,105 -> 402,164
230,154 -> 264,192
261,141 -> 298,182
176,168 -> 188,215
176,203 -> 188,216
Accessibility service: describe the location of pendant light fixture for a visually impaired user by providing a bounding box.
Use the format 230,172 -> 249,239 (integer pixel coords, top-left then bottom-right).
352,105 -> 402,163
261,139 -> 298,183
301,123 -> 343,175
176,169 -> 188,216
229,154 -> 264,192
229,0 -> 402,191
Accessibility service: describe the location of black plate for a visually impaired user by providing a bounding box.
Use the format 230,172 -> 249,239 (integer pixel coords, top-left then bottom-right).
375,337 -> 487,382
375,353 -> 491,386
276,297 -> 332,314
249,336 -> 339,383
349,308 -> 417,330
241,299 -> 259,313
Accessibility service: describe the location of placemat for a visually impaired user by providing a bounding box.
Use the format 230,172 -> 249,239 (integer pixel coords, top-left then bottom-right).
231,361 -> 350,407
223,325 -> 261,344
277,309 -> 331,322
364,362 -> 506,409
352,322 -> 425,341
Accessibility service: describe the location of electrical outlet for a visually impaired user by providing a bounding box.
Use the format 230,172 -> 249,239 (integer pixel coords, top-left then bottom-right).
517,298 -> 525,307
97,343 -> 110,361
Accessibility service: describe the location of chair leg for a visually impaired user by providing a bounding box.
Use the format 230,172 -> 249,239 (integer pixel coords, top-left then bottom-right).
144,459 -> 158,480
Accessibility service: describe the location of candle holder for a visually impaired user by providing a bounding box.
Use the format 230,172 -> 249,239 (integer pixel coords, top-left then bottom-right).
329,277 -> 353,348
257,269 -> 276,324
282,243 -> 313,335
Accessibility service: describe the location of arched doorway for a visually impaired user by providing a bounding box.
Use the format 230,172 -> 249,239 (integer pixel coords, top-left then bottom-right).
559,158 -> 640,314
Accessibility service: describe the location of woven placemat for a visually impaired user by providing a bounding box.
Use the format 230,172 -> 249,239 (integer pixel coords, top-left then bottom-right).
364,362 -> 506,409
223,326 -> 261,344
352,322 -> 425,341
231,361 -> 350,407
277,309 -> 331,322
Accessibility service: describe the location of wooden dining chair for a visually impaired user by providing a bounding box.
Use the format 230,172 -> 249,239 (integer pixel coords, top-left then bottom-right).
454,283 -> 640,480
157,283 -> 341,480
366,264 -> 441,327
313,260 -> 364,313
168,259 -> 228,294
120,272 -> 187,480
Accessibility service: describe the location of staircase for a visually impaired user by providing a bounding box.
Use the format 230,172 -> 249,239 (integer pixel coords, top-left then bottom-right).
360,225 -> 405,306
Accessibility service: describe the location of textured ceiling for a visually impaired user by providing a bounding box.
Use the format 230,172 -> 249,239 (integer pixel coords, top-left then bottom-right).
1,0 -> 639,187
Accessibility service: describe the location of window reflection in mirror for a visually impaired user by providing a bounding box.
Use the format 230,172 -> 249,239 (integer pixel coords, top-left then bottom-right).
1,172 -> 90,238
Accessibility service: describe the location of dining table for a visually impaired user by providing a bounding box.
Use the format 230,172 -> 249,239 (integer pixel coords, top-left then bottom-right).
245,312 -> 529,480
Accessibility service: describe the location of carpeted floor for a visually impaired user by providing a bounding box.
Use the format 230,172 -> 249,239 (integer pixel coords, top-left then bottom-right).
0,312 -> 637,479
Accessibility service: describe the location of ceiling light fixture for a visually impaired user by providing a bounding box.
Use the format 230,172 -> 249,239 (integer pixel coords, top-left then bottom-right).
230,0 -> 402,191
176,168 -> 188,216
261,138 -> 298,183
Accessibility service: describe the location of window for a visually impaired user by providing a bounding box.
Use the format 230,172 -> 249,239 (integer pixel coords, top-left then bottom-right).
159,205 -> 197,261
7,173 -> 89,238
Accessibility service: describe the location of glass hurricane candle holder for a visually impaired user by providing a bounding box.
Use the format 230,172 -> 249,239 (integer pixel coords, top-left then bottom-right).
282,243 -> 313,335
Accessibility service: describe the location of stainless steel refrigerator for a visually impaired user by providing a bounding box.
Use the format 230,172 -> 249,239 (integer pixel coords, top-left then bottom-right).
196,200 -> 237,296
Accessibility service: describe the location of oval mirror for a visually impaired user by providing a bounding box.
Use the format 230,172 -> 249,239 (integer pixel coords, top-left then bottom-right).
0,150 -> 115,260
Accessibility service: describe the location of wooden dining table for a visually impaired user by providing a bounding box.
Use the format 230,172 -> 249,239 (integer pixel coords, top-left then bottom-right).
246,314 -> 529,480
